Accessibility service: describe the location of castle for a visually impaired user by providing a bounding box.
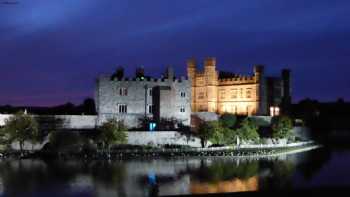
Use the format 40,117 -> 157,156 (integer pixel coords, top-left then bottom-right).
187,57 -> 291,116
95,57 -> 291,128
95,67 -> 192,128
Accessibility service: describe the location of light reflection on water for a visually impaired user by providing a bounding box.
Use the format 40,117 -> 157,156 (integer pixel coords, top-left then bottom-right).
0,148 -> 342,197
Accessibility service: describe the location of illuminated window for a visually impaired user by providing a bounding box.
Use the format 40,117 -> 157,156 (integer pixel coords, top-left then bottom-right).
119,88 -> 128,96
270,106 -> 280,117
246,88 -> 252,98
118,104 -> 127,113
231,89 -> 237,99
198,92 -> 205,99
220,90 -> 225,99
275,107 -> 280,116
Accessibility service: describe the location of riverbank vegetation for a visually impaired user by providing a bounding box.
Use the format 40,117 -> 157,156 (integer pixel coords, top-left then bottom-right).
0,111 -> 39,152
0,110 -> 305,159
198,113 -> 295,148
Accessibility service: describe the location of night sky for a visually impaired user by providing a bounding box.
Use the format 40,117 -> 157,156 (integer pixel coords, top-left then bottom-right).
1,0 -> 349,106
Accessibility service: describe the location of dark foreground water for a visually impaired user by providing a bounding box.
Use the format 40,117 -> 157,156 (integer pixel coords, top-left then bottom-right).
0,147 -> 347,197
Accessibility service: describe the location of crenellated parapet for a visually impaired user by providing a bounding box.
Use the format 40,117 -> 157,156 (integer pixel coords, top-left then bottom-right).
108,76 -> 190,83
218,75 -> 257,85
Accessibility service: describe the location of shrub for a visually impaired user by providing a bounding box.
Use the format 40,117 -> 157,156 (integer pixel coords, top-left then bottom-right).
2,111 -> 39,152
198,120 -> 229,147
271,116 -> 293,139
208,121 -> 225,145
97,119 -> 128,150
222,128 -> 242,145
236,118 -> 260,142
219,113 -> 237,128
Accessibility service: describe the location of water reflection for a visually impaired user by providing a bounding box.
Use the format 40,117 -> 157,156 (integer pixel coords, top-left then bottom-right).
0,148 -> 336,197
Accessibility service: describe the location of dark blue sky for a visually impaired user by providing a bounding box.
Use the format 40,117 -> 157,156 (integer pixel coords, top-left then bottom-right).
1,0 -> 349,106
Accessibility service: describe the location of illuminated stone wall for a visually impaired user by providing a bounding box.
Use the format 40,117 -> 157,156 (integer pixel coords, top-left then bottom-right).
95,71 -> 192,128
187,57 -> 289,116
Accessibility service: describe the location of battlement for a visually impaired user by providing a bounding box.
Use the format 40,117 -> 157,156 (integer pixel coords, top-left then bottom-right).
101,65 -> 189,84
104,76 -> 189,83
218,75 -> 257,85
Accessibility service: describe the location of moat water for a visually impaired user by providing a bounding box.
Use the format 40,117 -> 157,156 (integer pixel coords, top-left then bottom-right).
0,147 -> 347,197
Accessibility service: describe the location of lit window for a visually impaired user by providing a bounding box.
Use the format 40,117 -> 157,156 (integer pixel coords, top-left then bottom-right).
119,88 -> 128,96
180,92 -> 186,97
198,92 -> 205,99
180,106 -> 185,112
220,90 -> 225,99
275,107 -> 280,116
231,89 -> 237,99
270,106 -> 280,117
118,104 -> 127,113
246,88 -> 252,98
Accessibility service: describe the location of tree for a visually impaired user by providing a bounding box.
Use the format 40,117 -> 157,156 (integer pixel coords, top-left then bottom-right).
197,121 -> 225,147
82,98 -> 96,115
2,111 -> 39,152
97,119 -> 127,150
271,115 -> 293,139
197,122 -> 212,148
222,128 -> 242,145
208,121 -> 225,145
219,113 -> 237,128
236,118 -> 259,142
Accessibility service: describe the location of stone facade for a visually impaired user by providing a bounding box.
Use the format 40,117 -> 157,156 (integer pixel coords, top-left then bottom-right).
187,57 -> 291,116
95,67 -> 191,128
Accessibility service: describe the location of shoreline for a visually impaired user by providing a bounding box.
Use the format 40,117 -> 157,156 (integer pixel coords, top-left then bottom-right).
0,141 -> 321,160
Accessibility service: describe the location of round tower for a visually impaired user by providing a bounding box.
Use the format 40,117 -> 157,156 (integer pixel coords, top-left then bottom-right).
204,57 -> 217,86
187,58 -> 196,80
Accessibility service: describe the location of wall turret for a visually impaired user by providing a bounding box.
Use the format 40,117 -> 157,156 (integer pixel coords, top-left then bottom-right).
187,58 -> 196,80
281,68 -> 292,114
204,57 -> 217,86
135,66 -> 145,79
165,66 -> 175,80
254,65 -> 264,83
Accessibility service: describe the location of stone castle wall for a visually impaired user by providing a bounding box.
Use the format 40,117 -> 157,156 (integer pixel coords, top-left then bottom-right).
96,76 -> 192,128
127,131 -> 202,147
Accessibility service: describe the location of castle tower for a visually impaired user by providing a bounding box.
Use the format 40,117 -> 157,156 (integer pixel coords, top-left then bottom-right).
281,69 -> 291,114
254,65 -> 267,115
187,58 -> 196,80
254,65 -> 264,83
204,57 -> 218,112
204,57 -> 217,86
187,58 -> 197,112
165,66 -> 175,80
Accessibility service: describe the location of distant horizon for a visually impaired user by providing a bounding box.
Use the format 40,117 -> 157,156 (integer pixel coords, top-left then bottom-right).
0,61 -> 348,107
0,96 -> 348,108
